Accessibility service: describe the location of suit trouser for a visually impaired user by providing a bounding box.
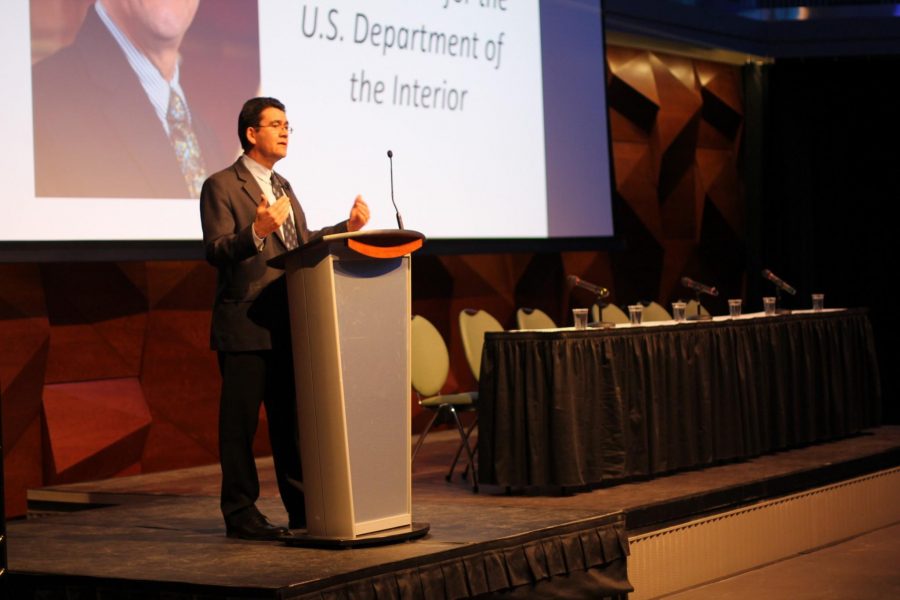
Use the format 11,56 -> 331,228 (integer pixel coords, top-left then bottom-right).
217,349 -> 305,521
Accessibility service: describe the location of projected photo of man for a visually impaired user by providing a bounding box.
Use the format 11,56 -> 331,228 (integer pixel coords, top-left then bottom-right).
31,0 -> 258,199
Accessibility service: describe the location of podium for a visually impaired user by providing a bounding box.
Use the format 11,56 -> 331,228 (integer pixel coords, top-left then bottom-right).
275,229 -> 427,547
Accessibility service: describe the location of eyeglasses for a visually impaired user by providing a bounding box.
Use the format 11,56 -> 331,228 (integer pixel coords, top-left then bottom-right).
256,120 -> 293,134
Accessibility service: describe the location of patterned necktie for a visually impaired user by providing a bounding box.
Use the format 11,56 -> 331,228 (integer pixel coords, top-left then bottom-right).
271,174 -> 299,250
167,88 -> 207,198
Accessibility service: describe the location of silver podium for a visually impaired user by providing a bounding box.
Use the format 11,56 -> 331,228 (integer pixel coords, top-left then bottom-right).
275,229 -> 427,547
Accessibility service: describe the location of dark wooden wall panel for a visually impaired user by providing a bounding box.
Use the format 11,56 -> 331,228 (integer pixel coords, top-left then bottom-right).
0,265 -> 50,516
41,263 -> 146,383
42,378 -> 150,485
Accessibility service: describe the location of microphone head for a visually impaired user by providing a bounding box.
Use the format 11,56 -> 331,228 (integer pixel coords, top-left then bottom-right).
762,269 -> 773,279
566,274 -> 579,287
387,150 -> 393,158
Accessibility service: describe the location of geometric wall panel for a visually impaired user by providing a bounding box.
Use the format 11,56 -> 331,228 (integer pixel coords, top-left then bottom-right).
0,266 -> 50,428
3,417 -> 43,518
0,264 -> 50,516
657,238 -> 699,304
607,49 -> 660,132
606,46 -> 746,309
652,59 -> 701,207
145,261 -> 214,311
514,253 -> 565,323
698,149 -> 743,237
1,330 -> 48,454
659,158 -> 700,240
140,262 -> 222,471
613,139 -> 661,236
41,263 -> 148,384
609,196 -> 667,303
139,308 -> 221,471
697,60 -> 743,141
42,378 -> 151,484
138,418 -> 218,475
701,86 -> 742,140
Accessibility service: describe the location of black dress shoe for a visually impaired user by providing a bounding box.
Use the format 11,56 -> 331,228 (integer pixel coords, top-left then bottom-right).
288,514 -> 307,530
225,509 -> 290,541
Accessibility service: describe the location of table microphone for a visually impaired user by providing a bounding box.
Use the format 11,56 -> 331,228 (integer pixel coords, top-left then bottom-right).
387,150 -> 404,229
762,269 -> 797,295
681,277 -> 719,297
567,275 -> 609,298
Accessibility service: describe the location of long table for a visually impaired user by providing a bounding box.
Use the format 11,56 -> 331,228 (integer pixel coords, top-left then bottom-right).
477,309 -> 882,488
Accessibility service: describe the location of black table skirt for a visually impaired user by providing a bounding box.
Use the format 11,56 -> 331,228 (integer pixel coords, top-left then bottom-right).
478,309 -> 882,488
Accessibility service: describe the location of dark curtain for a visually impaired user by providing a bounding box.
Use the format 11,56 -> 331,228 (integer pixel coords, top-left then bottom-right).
479,310 -> 881,488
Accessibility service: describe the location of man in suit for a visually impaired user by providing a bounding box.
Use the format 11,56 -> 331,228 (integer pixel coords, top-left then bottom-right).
31,0 -> 227,198
200,97 -> 370,540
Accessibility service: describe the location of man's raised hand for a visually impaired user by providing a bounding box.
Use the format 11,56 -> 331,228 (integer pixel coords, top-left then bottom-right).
253,194 -> 291,238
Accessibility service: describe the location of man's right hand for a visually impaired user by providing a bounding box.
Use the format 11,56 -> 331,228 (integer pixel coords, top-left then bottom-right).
253,194 -> 291,238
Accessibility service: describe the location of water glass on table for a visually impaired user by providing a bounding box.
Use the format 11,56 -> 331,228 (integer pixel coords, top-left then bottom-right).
628,304 -> 643,325
572,308 -> 588,329
672,301 -> 686,322
812,293 -> 824,312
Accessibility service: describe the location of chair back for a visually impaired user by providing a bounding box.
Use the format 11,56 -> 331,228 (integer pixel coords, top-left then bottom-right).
410,315 -> 450,397
459,309 -> 503,381
516,307 -> 556,330
593,303 -> 629,324
642,301 -> 673,322
685,299 -> 711,318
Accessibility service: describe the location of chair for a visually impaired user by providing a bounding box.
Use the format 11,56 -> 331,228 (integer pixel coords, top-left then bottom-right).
516,307 -> 557,330
642,301 -> 673,322
592,302 -> 629,325
410,315 -> 479,491
685,299 -> 711,318
451,308 -> 504,486
459,309 -> 504,382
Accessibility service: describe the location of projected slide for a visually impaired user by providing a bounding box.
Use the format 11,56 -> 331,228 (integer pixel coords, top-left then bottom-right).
1,0 -> 613,244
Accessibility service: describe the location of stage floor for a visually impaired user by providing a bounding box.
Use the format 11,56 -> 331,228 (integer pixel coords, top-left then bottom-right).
7,425 -> 900,597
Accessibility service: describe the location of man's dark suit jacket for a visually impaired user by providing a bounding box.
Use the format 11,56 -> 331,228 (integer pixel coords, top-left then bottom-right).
31,7 -> 227,198
200,158 -> 348,351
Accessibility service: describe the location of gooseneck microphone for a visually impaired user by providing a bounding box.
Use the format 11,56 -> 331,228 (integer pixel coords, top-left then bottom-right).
567,275 -> 610,298
387,150 -> 404,229
681,277 -> 719,297
762,269 -> 797,295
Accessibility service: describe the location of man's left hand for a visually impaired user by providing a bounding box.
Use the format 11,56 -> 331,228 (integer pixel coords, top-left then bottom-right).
348,195 -> 370,232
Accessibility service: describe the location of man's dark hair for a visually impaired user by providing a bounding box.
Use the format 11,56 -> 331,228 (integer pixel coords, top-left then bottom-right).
238,97 -> 286,152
